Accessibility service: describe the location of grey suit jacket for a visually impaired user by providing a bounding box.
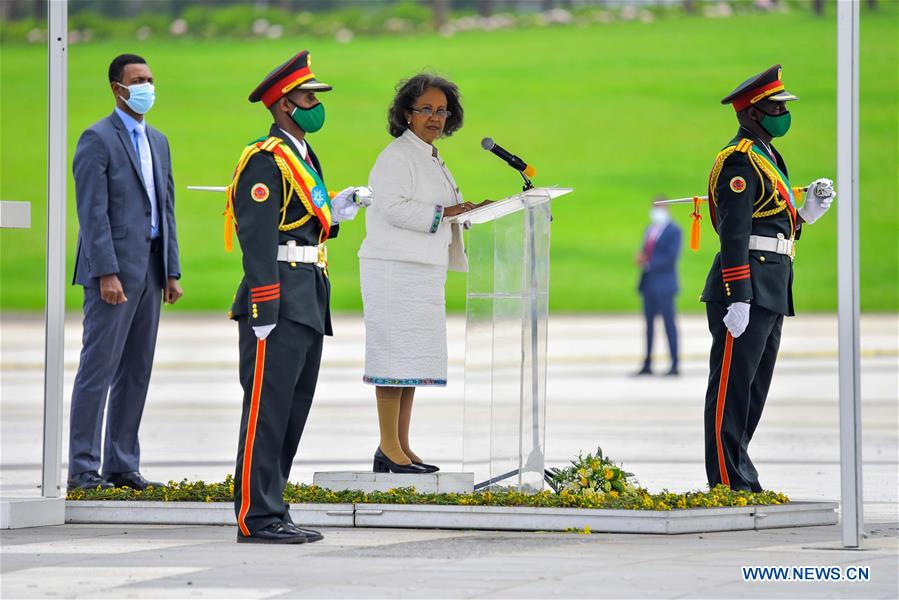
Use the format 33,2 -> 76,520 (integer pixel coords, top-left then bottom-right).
72,111 -> 181,291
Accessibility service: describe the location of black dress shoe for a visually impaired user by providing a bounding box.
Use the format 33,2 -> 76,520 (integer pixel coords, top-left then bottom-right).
237,522 -> 307,544
373,448 -> 428,474
412,461 -> 440,473
285,522 -> 324,542
631,365 -> 652,376
104,471 -> 163,490
67,471 -> 113,491
665,367 -> 680,376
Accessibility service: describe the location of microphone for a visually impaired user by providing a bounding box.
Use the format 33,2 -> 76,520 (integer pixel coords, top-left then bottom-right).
481,137 -> 536,178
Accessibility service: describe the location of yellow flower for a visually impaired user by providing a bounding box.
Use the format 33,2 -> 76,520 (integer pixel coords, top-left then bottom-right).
603,468 -> 613,481
735,497 -> 748,507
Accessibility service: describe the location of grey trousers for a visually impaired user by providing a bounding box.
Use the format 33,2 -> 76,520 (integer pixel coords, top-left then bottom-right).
68,249 -> 164,477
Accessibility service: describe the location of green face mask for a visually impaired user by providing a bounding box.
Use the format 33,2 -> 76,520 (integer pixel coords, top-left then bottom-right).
759,111 -> 791,138
290,102 -> 325,133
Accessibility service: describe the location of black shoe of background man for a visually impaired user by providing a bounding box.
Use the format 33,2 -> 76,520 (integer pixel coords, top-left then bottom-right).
665,366 -> 680,377
286,522 -> 324,543
103,471 -> 163,490
237,522 -> 309,544
631,364 -> 652,377
67,470 -> 113,491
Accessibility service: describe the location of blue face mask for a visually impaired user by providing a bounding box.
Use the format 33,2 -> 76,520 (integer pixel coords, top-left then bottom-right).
117,82 -> 155,115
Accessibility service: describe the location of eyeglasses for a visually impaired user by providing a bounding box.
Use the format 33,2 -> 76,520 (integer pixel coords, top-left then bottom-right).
410,107 -> 451,118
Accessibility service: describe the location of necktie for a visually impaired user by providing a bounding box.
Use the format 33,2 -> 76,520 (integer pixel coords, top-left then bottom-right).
133,124 -> 159,237
301,147 -> 316,172
643,225 -> 661,259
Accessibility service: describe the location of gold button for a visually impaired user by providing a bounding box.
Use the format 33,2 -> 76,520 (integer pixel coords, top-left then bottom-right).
290,262 -> 297,267
760,255 -> 766,262
726,291 -> 731,296
227,310 -> 232,319
252,303 -> 257,309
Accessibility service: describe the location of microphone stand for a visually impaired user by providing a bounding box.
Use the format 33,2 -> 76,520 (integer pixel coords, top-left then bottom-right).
519,170 -> 534,192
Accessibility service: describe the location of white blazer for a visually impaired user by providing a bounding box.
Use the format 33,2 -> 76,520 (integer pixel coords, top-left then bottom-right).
359,129 -> 468,272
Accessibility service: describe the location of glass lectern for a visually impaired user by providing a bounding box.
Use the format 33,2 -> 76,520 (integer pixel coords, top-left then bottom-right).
445,187 -> 572,491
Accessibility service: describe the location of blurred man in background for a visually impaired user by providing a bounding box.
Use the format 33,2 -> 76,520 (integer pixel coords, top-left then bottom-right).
634,197 -> 681,376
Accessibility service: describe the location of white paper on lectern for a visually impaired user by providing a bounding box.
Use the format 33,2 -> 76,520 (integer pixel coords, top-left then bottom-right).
443,186 -> 572,227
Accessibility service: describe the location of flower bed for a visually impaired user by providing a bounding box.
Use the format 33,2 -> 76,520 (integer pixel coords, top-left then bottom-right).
67,449 -> 790,511
67,475 -> 788,512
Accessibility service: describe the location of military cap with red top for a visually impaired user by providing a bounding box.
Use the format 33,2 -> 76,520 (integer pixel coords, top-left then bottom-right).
248,50 -> 332,108
721,64 -> 798,112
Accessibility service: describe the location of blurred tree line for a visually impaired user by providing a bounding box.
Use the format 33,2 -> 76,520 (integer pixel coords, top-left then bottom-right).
2,0 -> 880,23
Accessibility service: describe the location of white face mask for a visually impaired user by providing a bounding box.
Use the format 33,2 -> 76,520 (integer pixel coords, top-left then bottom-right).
650,207 -> 669,225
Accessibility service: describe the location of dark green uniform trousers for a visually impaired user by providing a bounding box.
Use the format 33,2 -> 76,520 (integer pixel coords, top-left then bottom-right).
704,302 -> 783,492
233,316 -> 322,536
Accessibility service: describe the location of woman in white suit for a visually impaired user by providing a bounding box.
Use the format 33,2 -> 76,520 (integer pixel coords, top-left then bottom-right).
359,74 -> 479,474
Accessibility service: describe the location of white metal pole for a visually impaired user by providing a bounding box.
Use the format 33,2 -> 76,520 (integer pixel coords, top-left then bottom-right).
836,0 -> 863,548
43,0 -> 67,499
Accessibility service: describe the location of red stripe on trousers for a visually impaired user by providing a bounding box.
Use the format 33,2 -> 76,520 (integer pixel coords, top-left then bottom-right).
715,332 -> 734,487
237,338 -> 266,536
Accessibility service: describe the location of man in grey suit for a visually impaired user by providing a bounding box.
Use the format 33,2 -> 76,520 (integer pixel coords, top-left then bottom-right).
68,54 -> 183,491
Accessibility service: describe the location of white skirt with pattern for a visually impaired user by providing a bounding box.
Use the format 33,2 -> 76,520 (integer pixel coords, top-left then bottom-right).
360,258 -> 448,386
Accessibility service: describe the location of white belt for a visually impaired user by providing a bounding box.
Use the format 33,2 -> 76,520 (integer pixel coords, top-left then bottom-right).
749,234 -> 795,258
277,242 -> 327,267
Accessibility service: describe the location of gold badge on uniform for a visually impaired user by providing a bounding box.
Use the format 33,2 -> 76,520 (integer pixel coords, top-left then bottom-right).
729,176 -> 746,193
251,183 -> 270,202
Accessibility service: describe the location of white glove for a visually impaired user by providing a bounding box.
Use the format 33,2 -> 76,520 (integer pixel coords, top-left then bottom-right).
353,185 -> 374,207
331,186 -> 373,222
253,324 -> 276,340
331,186 -> 355,209
335,202 -> 359,223
798,178 -> 836,224
722,302 -> 750,339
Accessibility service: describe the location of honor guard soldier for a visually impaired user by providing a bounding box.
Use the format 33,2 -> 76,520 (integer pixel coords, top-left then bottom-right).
225,51 -> 368,544
701,65 -> 835,492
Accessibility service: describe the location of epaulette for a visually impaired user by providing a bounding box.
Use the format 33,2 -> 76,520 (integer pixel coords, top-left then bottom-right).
223,136 -> 285,252
733,138 -> 753,154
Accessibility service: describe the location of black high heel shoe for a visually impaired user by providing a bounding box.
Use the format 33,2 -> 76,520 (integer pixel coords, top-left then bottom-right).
412,461 -> 440,473
373,448 -> 428,474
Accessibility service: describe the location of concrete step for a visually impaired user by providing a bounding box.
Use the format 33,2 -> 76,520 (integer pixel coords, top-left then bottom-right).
313,471 -> 474,494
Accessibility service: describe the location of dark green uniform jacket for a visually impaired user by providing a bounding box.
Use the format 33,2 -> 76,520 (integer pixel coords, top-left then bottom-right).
229,125 -> 338,335
700,128 -> 801,316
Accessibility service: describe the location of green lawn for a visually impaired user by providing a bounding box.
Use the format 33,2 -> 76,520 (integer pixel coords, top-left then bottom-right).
1,8 -> 896,313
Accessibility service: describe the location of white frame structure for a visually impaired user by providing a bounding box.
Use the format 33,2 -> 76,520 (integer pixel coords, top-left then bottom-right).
836,0 -> 863,549
15,1 -> 865,545
43,0 -> 68,501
